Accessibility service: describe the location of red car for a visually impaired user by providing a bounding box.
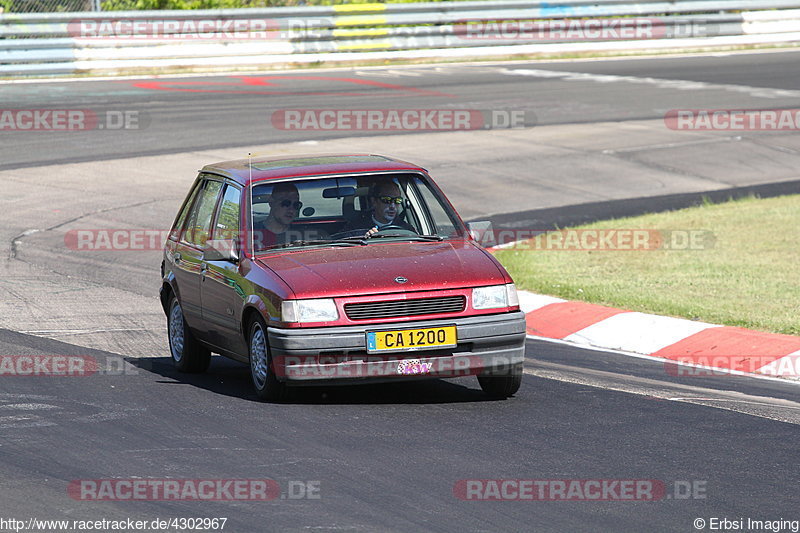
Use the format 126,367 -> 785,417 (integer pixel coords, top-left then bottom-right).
160,154 -> 526,401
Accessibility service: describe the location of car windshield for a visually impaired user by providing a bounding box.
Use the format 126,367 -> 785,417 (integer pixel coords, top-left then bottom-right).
250,173 -> 464,253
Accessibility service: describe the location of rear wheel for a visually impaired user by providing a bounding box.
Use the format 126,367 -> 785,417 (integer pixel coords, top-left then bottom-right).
478,363 -> 522,398
167,295 -> 211,373
248,317 -> 288,402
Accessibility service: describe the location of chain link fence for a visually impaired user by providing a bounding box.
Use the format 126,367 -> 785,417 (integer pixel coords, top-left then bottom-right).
0,0 -> 296,13
1,0 -> 99,13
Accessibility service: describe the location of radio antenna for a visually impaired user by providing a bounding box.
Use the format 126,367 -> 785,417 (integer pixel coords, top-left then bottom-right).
248,152 -> 253,256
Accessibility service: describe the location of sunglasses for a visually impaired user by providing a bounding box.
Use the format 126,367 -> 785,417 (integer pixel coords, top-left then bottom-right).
376,196 -> 403,205
279,199 -> 303,210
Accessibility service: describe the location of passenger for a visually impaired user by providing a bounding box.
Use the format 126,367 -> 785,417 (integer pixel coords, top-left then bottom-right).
254,183 -> 301,249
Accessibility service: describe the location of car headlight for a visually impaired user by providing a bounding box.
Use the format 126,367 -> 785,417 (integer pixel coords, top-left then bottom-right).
281,299 -> 339,323
472,283 -> 518,310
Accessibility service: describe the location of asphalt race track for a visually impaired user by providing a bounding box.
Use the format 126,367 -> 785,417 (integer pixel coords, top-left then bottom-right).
4,51 -> 800,170
2,328 -> 800,532
1,51 -> 799,532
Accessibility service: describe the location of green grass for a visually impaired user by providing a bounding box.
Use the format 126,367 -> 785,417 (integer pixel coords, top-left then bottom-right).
495,194 -> 800,336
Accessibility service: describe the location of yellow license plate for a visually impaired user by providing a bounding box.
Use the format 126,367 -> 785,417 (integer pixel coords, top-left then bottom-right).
366,326 -> 457,353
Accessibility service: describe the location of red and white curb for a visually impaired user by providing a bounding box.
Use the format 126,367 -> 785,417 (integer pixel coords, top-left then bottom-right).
517,291 -> 800,381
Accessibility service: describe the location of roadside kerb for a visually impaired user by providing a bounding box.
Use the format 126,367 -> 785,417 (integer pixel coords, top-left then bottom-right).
516,290 -> 800,380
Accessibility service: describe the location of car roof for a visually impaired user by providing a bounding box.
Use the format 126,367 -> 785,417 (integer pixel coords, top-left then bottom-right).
200,154 -> 427,186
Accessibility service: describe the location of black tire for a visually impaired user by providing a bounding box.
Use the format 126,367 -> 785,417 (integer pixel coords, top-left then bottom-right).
167,295 -> 211,373
478,363 -> 522,398
248,317 -> 289,402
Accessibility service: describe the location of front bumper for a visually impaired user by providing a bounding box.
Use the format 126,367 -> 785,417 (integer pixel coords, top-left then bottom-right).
267,311 -> 526,385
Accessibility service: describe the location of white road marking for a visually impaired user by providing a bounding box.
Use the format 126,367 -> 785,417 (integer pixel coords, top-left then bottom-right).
355,69 -> 425,77
601,136 -> 740,155
19,327 -> 153,335
501,67 -> 800,99
0,403 -> 61,410
524,360 -> 800,424
0,421 -> 57,429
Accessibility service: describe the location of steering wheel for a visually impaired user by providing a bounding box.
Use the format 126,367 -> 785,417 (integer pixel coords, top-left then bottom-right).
373,225 -> 417,236
329,229 -> 368,239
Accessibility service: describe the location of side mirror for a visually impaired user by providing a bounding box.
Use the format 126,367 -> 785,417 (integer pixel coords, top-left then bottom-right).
466,221 -> 495,248
204,238 -> 239,263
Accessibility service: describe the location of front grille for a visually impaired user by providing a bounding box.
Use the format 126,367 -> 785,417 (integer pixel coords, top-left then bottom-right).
344,296 -> 466,320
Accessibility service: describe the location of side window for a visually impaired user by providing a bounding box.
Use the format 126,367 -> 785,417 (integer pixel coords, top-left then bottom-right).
213,184 -> 241,240
169,178 -> 202,241
182,179 -> 223,247
411,177 -> 459,237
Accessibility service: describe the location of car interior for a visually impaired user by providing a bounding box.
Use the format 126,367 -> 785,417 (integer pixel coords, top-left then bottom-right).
251,176 -> 420,249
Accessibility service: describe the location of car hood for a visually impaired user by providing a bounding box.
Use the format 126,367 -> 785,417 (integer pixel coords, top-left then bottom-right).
255,240 -> 507,299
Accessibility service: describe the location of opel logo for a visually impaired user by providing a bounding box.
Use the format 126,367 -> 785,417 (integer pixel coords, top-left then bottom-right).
394,276 -> 408,284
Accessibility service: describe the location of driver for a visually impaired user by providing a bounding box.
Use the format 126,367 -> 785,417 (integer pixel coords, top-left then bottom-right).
347,181 -> 414,237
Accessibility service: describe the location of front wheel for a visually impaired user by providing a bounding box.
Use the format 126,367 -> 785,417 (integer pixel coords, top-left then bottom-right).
248,318 -> 288,402
478,363 -> 522,398
167,295 -> 211,373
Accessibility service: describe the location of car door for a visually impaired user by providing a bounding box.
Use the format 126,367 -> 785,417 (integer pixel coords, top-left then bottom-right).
173,176 -> 223,341
201,182 -> 248,353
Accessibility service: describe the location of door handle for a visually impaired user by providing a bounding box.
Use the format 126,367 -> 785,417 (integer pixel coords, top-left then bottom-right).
174,252 -> 182,263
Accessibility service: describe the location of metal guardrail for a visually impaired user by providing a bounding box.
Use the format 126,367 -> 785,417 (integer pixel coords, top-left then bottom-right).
2,0 -> 800,76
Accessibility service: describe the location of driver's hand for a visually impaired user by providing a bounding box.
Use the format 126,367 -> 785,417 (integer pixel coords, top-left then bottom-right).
364,226 -> 379,238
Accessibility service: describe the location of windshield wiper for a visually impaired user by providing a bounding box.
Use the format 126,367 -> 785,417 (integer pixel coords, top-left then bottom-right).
364,233 -> 445,241
272,234 -> 444,249
275,238 -> 367,249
